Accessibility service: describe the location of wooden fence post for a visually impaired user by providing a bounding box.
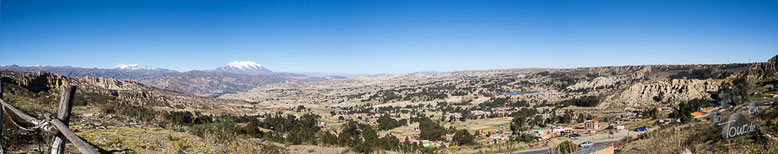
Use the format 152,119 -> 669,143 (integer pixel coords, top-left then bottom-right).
0,74 -> 4,153
49,118 -> 97,154
50,85 -> 76,154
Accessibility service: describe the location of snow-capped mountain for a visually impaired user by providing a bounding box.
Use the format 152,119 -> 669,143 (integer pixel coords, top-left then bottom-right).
115,64 -> 155,70
214,61 -> 273,75
113,63 -> 177,76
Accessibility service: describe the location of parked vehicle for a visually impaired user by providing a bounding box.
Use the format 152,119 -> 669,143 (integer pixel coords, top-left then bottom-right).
636,126 -> 648,131
578,141 -> 593,147
569,133 -> 581,139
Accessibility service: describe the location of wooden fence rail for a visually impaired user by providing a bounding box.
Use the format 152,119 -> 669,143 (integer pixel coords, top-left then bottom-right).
0,80 -> 98,154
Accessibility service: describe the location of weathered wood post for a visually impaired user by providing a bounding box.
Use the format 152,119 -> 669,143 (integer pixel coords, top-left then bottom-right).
0,73 -> 4,153
50,85 -> 76,154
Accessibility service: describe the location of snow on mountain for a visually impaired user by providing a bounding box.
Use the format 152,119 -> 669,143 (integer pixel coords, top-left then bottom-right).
215,61 -> 273,75
227,61 -> 264,70
116,63 -> 155,70
114,63 -> 178,76
24,65 -> 52,67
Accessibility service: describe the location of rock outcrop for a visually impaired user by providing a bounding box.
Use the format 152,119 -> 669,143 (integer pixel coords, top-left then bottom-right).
567,76 -> 625,90
1,70 -> 263,115
750,54 -> 778,79
603,79 -> 720,107
76,76 -> 144,91
1,71 -> 70,93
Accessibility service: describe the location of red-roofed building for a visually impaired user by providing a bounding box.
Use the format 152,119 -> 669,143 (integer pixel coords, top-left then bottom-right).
584,120 -> 599,130
690,112 -> 705,119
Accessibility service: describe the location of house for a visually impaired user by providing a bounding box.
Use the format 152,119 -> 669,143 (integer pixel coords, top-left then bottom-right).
690,107 -> 728,119
584,120 -> 599,130
397,136 -> 416,143
489,133 -> 502,139
420,140 -> 448,147
690,112 -> 705,119
445,133 -> 455,141
573,129 -> 587,133
432,141 -> 450,148
368,118 -> 378,125
317,121 -> 326,127
701,107 -> 721,113
563,128 -> 577,134
529,129 -> 561,140
471,110 -> 488,115
536,106 -> 554,113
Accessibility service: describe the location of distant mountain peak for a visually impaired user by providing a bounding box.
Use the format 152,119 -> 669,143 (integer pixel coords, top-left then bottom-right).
215,61 -> 273,75
227,61 -> 263,70
116,63 -> 155,70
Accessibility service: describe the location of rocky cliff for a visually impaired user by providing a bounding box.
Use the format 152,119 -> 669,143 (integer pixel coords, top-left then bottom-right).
601,79 -> 720,108
567,76 -> 625,90
750,54 -> 778,79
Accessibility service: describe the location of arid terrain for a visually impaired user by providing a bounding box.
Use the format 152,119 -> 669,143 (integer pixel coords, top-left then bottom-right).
2,54 -> 778,153
2,0 -> 776,153
1,55 -> 777,153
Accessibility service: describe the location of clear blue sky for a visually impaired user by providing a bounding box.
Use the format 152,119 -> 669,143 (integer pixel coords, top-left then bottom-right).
1,0 -> 777,74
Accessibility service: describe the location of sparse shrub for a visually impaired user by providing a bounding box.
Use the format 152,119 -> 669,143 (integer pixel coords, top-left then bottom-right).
452,129 -> 476,145
556,140 -> 576,153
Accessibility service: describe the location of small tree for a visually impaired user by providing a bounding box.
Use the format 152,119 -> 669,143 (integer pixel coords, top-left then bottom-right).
556,140 -> 577,153
419,117 -> 446,141
452,129 -> 475,145
296,105 -> 306,112
653,91 -> 665,102
511,115 -> 528,133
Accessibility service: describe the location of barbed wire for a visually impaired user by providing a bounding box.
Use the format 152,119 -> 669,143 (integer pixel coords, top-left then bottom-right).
2,106 -> 48,132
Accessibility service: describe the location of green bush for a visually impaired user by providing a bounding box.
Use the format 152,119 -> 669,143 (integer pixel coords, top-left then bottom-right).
556,140 -> 576,153
452,129 -> 475,145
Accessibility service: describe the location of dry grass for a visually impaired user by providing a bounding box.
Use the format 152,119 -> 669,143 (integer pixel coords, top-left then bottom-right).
617,121 -> 778,153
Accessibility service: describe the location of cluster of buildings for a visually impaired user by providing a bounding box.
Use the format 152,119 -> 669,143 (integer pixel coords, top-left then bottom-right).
620,106 -> 673,121
468,124 -> 513,144
504,88 -> 564,102
392,135 -> 452,148
479,128 -> 513,140
525,120 -> 601,140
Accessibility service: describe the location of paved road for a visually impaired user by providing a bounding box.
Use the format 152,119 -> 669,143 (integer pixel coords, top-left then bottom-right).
513,127 -> 659,154
512,147 -> 554,154
512,139 -> 620,154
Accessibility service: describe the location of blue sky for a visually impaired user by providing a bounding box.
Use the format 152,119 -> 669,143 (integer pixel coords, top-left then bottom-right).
1,0 -> 776,74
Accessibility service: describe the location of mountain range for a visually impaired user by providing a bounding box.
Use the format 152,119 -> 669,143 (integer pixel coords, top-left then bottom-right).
215,61 -> 274,75
0,61 -> 332,96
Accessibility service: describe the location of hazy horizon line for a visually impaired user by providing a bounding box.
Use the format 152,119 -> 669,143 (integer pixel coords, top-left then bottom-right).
0,57 -> 769,76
